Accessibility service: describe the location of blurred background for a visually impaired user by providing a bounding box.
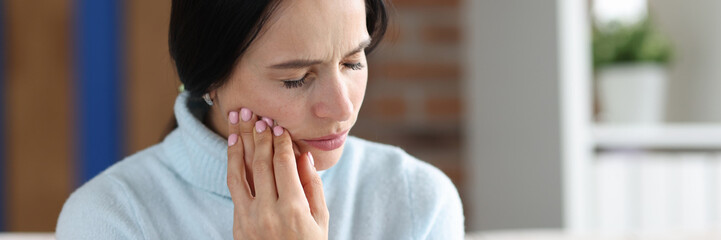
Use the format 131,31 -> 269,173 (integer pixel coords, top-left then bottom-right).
2,0 -> 721,238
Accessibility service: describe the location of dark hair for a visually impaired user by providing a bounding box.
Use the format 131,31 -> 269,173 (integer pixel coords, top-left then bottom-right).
168,0 -> 389,99
163,0 -> 389,138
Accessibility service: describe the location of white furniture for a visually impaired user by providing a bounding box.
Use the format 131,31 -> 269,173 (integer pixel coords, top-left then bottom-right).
465,230 -> 721,240
593,124 -> 721,150
591,124 -> 721,234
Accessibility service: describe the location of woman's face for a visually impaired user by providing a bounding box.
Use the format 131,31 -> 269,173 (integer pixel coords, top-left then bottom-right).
210,0 -> 370,170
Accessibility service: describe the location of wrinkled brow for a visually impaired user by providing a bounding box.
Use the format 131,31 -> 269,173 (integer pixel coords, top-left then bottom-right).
268,38 -> 372,69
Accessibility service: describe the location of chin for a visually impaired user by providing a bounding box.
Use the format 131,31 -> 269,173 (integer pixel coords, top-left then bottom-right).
298,143 -> 346,171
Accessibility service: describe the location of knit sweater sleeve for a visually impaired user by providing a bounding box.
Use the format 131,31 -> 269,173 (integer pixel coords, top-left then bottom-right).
56,175 -> 144,240
405,157 -> 465,240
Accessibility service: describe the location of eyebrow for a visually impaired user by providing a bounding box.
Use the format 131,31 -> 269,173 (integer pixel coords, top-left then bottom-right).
268,38 -> 372,69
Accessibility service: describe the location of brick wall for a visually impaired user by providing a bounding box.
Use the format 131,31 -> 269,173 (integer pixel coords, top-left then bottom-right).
353,0 -> 465,201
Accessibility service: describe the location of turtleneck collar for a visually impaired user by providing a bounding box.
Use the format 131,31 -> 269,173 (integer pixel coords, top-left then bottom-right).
161,92 -> 232,198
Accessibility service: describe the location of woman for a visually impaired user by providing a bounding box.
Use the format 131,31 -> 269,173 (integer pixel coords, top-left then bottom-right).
56,0 -> 464,239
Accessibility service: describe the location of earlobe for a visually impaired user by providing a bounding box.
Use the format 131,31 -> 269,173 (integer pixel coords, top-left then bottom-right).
203,93 -> 214,106
204,89 -> 219,106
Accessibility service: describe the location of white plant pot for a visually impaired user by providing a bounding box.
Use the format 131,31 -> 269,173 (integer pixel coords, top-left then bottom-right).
597,63 -> 668,124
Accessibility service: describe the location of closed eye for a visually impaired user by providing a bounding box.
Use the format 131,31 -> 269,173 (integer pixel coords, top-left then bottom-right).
343,62 -> 364,70
282,62 -> 363,89
282,74 -> 309,89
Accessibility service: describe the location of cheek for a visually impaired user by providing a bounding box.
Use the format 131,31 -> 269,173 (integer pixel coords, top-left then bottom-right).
219,74 -> 290,121
350,69 -> 368,112
271,98 -> 306,128
220,80 -> 266,113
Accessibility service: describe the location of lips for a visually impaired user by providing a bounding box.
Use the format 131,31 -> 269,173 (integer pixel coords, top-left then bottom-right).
302,130 -> 349,151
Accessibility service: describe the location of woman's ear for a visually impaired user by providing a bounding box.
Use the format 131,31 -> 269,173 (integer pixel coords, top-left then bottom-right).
209,89 -> 220,106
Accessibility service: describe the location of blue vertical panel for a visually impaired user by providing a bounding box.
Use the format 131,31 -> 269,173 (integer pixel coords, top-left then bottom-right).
75,0 -> 124,184
0,0 -> 6,231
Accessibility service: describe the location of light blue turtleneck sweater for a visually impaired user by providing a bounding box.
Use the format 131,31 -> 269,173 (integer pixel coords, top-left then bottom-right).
56,92 -> 464,239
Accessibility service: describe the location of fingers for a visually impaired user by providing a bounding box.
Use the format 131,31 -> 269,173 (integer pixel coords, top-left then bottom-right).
271,126 -> 305,200
227,111 -> 252,205
298,152 -> 329,225
292,141 -> 301,158
252,119 -> 278,200
239,108 -> 257,195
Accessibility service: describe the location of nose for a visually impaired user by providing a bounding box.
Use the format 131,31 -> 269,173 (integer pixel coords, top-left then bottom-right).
311,72 -> 353,122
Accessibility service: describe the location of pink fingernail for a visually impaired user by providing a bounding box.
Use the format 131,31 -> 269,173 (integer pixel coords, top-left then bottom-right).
228,134 -> 238,146
262,117 -> 273,127
272,126 -> 283,136
255,120 -> 267,133
229,111 -> 239,124
240,108 -> 252,122
307,152 -> 315,168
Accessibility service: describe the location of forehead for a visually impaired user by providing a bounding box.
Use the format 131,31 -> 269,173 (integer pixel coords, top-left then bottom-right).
243,0 -> 369,63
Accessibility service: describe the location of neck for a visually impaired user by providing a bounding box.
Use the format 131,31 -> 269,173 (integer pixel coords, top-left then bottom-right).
204,105 -> 229,139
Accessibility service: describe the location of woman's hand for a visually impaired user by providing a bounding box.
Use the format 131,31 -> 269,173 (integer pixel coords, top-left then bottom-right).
226,108 -> 329,240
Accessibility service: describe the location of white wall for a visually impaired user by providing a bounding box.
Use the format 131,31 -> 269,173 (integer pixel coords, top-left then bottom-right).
652,0 -> 721,122
462,0 -> 592,232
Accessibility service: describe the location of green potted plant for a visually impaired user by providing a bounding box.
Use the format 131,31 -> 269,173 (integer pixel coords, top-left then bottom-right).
593,17 -> 673,124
